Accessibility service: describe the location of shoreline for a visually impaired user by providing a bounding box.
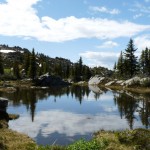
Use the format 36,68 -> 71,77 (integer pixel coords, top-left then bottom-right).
0,83 -> 149,150
1,79 -> 150,94
0,123 -> 149,150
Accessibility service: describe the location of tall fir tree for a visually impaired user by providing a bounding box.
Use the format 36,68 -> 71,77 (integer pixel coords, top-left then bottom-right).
13,61 -> 20,79
117,51 -> 124,78
124,39 -> 138,78
78,57 -> 83,77
24,52 -> 30,76
28,48 -> 37,80
139,47 -> 150,76
139,50 -> 145,75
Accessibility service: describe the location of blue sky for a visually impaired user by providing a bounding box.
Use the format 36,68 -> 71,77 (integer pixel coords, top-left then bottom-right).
0,0 -> 150,69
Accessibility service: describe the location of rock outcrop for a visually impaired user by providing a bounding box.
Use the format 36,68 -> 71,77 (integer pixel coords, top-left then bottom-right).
35,73 -> 70,87
121,77 -> 140,86
88,75 -> 106,85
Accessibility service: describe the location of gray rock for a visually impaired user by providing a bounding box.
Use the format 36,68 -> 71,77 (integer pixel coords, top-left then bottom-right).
36,73 -> 70,87
121,77 -> 141,87
105,81 -> 115,86
115,80 -> 124,85
88,75 -> 105,85
0,97 -> 8,111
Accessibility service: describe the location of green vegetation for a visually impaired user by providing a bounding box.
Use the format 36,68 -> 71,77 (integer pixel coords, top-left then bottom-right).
0,44 -> 112,82
115,39 -> 138,79
28,49 -> 37,80
0,129 -> 36,150
114,39 -> 150,80
0,52 -> 4,75
67,138 -> 108,150
1,128 -> 149,150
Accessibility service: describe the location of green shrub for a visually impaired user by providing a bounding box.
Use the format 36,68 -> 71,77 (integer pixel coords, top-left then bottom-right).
37,145 -> 66,150
116,129 -> 150,150
0,74 -> 17,80
67,138 -> 108,150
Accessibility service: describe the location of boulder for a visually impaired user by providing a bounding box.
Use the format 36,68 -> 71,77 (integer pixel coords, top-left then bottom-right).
121,77 -> 141,87
88,75 -> 105,85
0,97 -> 8,110
36,73 -> 70,87
105,81 -> 115,86
115,80 -> 124,85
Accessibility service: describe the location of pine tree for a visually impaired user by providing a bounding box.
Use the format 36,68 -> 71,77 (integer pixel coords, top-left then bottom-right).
139,47 -> 150,76
0,52 -> 4,75
83,66 -> 91,81
24,52 -> 30,76
148,48 -> 150,75
66,64 -> 70,78
78,57 -> 83,77
139,50 -> 145,75
113,62 -> 117,71
117,51 -> 124,78
124,39 -> 138,78
28,48 -> 37,80
13,61 -> 20,79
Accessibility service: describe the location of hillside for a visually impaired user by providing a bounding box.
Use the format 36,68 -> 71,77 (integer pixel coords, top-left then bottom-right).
0,44 -> 112,81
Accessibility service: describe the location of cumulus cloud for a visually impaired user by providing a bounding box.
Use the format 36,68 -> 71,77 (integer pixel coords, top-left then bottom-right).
133,13 -> 143,19
0,0 -> 150,42
90,6 -> 120,15
9,109 -> 139,142
96,41 -> 118,49
134,35 -> 150,51
132,2 -> 150,14
80,51 -> 120,68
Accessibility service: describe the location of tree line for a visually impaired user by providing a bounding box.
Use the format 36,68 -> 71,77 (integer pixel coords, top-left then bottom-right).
114,39 -> 150,79
0,48 -> 94,81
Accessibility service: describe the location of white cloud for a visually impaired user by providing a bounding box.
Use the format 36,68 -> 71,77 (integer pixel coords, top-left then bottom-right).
134,35 -> 150,52
0,0 -> 150,42
80,51 -> 120,69
133,2 -> 150,14
9,109 -> 139,141
90,6 -> 120,15
133,13 -> 143,19
97,41 -> 118,49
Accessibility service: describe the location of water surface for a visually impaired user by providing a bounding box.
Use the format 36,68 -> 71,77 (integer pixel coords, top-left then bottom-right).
1,85 -> 149,145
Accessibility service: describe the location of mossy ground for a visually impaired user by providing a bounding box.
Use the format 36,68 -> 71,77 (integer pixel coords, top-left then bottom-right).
0,128 -> 36,150
0,127 -> 149,150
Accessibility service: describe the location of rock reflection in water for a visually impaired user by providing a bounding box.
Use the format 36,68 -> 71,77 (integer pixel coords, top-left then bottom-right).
0,86 -> 149,145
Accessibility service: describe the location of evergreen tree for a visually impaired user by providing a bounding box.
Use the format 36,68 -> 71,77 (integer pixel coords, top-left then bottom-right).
0,52 -> 4,75
117,51 -> 124,78
24,52 -> 30,76
13,61 -> 20,79
139,47 -> 150,76
66,64 -> 70,78
83,66 -> 91,81
28,48 -> 37,80
113,62 -> 117,71
148,48 -> 150,75
78,57 -> 83,77
144,48 -> 149,75
139,50 -> 145,75
124,39 -> 138,78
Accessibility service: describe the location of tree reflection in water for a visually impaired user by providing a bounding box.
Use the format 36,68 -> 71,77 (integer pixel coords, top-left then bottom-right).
0,86 -> 149,129
114,91 -> 150,129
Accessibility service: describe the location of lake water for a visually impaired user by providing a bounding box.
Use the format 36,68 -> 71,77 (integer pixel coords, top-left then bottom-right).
1,85 -> 150,145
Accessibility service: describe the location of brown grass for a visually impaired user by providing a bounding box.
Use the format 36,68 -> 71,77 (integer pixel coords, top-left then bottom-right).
0,128 -> 36,150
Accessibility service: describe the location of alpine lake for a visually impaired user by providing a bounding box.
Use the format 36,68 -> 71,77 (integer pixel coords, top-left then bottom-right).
1,85 -> 150,146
